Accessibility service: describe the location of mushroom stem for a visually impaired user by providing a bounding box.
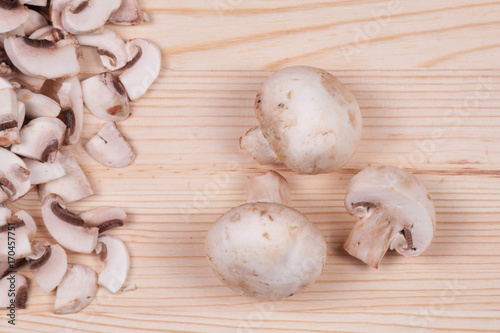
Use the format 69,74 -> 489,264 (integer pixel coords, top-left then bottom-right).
247,171 -> 291,206
240,127 -> 281,165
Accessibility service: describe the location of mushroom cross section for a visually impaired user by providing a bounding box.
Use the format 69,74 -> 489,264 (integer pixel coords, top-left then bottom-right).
54,264 -> 97,314
0,0 -> 30,33
0,274 -> 28,309
0,147 -> 31,202
0,88 -> 20,146
85,122 -> 135,168
108,0 -> 149,25
344,166 -> 436,268
76,28 -> 128,71
61,0 -> 122,35
95,235 -> 130,293
0,216 -> 32,260
27,241 -> 67,293
80,206 -> 126,233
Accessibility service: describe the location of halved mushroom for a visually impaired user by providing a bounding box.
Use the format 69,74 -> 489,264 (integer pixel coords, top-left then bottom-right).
0,274 -> 28,309
240,127 -> 280,165
13,210 -> 36,241
54,264 -> 97,314
61,0 -> 122,35
27,241 -> 67,293
38,149 -> 94,203
119,38 -> 161,101
77,28 -> 128,71
85,122 -> 135,168
15,88 -> 61,118
80,206 -> 126,233
0,0 -> 30,33
3,36 -> 80,79
11,117 -> 66,162
0,148 -> 31,202
82,72 -> 130,122
0,88 -> 20,146
344,166 -> 436,268
95,235 -> 130,293
0,216 -> 32,260
22,9 -> 48,35
41,193 -> 98,253
56,76 -> 83,144
22,157 -> 66,185
108,0 -> 149,25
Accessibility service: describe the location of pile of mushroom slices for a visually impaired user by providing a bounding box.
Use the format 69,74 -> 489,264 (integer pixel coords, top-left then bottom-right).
0,0 -> 160,313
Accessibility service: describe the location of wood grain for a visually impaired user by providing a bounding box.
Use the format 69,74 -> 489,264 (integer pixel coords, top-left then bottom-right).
2,1 -> 500,332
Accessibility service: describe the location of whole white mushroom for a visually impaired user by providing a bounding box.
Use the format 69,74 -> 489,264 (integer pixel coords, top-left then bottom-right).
240,66 -> 362,174
205,171 -> 327,300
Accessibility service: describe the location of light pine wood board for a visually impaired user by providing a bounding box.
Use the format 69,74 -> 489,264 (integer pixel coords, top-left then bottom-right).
3,1 -> 500,332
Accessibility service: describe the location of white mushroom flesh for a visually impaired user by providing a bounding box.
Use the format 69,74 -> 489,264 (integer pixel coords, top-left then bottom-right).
95,235 -> 130,293
22,9 -> 48,35
76,28 -> 128,71
0,88 -> 20,146
0,274 -> 28,309
56,76 -> 84,144
61,0 -> 122,35
0,216 -> 32,260
240,127 -> 281,165
80,206 -> 126,233
17,101 -> 25,129
15,88 -> 61,118
0,148 -> 31,202
27,241 -> 67,293
0,1 -> 29,34
54,264 -> 97,314
108,0 -> 149,25
13,210 -> 36,241
85,122 -> 135,168
22,157 -> 66,185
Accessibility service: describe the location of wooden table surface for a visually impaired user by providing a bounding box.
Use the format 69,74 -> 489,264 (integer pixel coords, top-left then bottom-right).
3,1 -> 500,332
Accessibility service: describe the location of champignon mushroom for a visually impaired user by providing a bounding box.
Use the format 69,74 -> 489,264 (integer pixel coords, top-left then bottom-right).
3,36 -> 80,79
17,101 -> 25,129
41,193 -> 98,253
239,126 -> 280,165
29,26 -> 64,42
54,264 -> 97,314
119,38 -> 161,101
85,122 -> 135,168
0,259 -> 26,279
0,88 -> 20,146
61,0 -> 122,35
241,66 -> 362,175
95,235 -> 130,293
76,28 -> 128,71
343,166 -> 436,268
8,72 -> 46,92
0,0 -> 29,34
22,9 -> 48,35
0,274 -> 28,309
22,157 -> 66,185
55,76 -> 84,144
0,43 -> 13,76
11,117 -> 66,163
13,210 -> 36,241
82,72 -> 130,122
80,206 -> 126,233
205,171 -> 327,300
0,148 -> 31,202
0,216 -> 32,260
108,0 -> 149,25
48,0 -> 70,31
15,88 -> 61,118
27,241 -> 67,293
38,149 -> 94,203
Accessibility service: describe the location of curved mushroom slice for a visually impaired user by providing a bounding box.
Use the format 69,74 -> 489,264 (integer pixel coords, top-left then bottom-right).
15,88 -> 61,118
38,149 -> 94,203
0,148 -> 31,202
0,259 -> 26,279
77,29 -> 128,71
0,0 -> 30,33
108,0 -> 149,25
80,206 -> 126,233
21,0 -> 48,5
0,190 -> 7,203
119,38 -> 161,101
95,235 -> 130,293
13,210 -> 36,241
61,0 -> 122,35
56,76 -> 83,144
3,36 -> 80,79
344,166 -> 436,268
41,194 -> 98,253
11,117 -> 66,163
27,241 -> 67,293
0,274 -> 28,309
240,127 -> 281,165
22,9 -> 48,35
82,72 -> 130,122
0,88 -> 20,146
8,72 -> 46,92
85,122 -> 135,168
0,216 -> 32,260
49,0 -> 71,31
29,26 -> 65,42
22,157 -> 66,185
55,264 -> 97,314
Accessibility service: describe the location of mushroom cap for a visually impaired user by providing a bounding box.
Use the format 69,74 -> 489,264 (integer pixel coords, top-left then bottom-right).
95,235 -> 130,293
85,122 -> 135,168
0,147 -> 31,202
27,241 -> 67,293
344,166 -> 436,267
61,0 -> 122,35
255,66 -> 362,174
0,1 -> 30,33
206,202 -> 326,300
54,264 -> 97,314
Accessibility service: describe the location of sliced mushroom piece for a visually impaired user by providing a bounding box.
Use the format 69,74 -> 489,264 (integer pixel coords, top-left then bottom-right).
29,26 -> 65,42
13,210 -> 36,241
344,166 -> 436,269
0,77 -> 11,89
95,235 -> 130,293
0,43 -> 13,76
119,38 -> 161,101
0,274 -> 28,309
55,76 -> 83,144
3,36 -> 80,79
15,88 -> 61,118
0,0 -> 30,33
0,259 -> 26,279
61,0 -> 122,35
240,127 -> 281,165
17,101 -> 25,129
21,0 -> 48,6
0,148 -> 31,202
54,264 -> 97,314
22,9 -> 48,35
49,0 -> 71,31
0,216 -> 32,260
22,157 -> 66,185
8,72 -> 46,92
38,149 -> 94,203
82,72 -> 130,122
0,189 -> 7,203
41,194 -> 98,253
80,206 -> 126,233
0,88 -> 20,146
77,28 -> 128,71
11,117 -> 66,162
108,0 -> 149,25
27,241 -> 67,293
85,122 -> 135,168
